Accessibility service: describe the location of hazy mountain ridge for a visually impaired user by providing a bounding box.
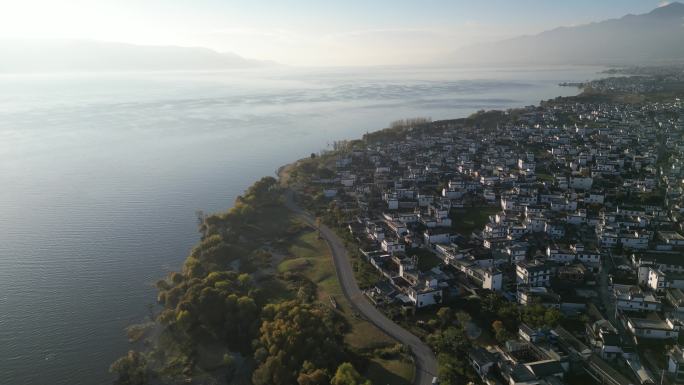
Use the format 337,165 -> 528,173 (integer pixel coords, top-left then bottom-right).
450,2 -> 684,66
0,39 -> 275,72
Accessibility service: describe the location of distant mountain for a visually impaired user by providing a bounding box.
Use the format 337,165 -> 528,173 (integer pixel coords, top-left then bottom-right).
0,39 -> 276,73
449,2 -> 684,66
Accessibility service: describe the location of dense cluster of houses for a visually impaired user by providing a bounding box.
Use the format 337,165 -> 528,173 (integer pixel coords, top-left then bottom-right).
310,88 -> 684,383
580,67 -> 684,95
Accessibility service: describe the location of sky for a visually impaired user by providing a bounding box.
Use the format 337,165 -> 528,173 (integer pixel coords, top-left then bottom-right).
0,0 -> 673,66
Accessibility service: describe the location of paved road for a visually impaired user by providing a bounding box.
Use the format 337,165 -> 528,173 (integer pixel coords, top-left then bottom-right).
598,249 -> 618,328
284,192 -> 439,385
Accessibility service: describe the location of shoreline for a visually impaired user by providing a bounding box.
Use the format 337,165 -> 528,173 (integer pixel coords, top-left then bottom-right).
107,69 -> 596,384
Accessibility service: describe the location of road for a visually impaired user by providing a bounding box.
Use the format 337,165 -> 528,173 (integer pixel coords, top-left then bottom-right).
598,250 -> 616,325
284,191 -> 439,385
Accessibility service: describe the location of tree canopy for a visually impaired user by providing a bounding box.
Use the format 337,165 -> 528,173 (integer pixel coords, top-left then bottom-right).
331,363 -> 372,385
252,300 -> 347,385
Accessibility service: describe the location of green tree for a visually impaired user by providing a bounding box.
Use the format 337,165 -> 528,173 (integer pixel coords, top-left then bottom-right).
492,320 -> 511,343
330,363 -> 371,385
543,307 -> 562,327
456,311 -> 472,327
429,326 -> 468,354
252,300 -> 346,385
436,307 -> 453,328
297,362 -> 329,385
437,353 -> 463,385
110,350 -> 149,385
521,304 -> 562,329
496,302 -> 520,330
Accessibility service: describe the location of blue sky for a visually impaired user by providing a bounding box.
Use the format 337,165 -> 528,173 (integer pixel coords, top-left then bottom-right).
0,0 -> 672,65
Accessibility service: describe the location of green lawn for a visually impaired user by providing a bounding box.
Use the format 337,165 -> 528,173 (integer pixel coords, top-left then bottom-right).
408,248 -> 443,272
366,356 -> 415,385
351,253 -> 385,289
278,227 -> 413,384
536,173 -> 555,183
280,230 -> 337,295
450,207 -> 499,235
257,276 -> 295,304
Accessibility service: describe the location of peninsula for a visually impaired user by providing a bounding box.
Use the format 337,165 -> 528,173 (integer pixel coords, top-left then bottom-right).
112,66 -> 684,385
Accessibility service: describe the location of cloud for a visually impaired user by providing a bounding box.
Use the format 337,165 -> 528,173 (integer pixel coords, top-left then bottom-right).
659,1 -> 672,7
323,28 -> 441,40
207,28 -> 301,44
191,21 -> 523,66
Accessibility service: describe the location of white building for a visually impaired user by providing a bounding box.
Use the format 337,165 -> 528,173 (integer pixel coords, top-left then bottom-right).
621,231 -> 650,250
667,345 -> 684,383
546,247 -> 575,263
407,280 -> 442,308
381,239 -> 405,255
516,261 -> 553,287
625,316 -> 681,341
614,285 -> 661,312
569,176 -> 593,190
647,268 -> 668,292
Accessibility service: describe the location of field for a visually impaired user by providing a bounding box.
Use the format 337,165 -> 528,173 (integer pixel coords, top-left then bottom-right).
536,173 -> 555,183
277,225 -> 414,384
450,207 -> 500,235
408,247 -> 443,272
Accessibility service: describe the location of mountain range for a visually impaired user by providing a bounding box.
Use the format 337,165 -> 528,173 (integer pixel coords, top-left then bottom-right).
449,2 -> 684,66
2,3 -> 683,72
0,39 -> 274,73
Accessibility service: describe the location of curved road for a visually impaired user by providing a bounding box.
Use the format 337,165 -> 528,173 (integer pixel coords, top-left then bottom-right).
284,191 -> 438,385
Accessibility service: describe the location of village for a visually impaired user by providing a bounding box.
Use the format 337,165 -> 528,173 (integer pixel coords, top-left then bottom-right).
301,91 -> 684,385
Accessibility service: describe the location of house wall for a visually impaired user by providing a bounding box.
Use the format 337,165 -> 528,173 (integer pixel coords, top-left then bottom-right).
484,272 -> 503,291
628,322 -> 678,340
409,290 -> 442,308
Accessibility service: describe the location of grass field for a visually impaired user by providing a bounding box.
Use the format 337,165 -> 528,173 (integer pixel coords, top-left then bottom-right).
407,248 -> 443,272
536,173 -> 555,183
278,227 -> 414,385
450,207 -> 500,235
366,356 -> 415,385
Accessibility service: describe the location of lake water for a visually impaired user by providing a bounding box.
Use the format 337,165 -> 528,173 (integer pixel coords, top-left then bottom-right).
0,65 -> 599,384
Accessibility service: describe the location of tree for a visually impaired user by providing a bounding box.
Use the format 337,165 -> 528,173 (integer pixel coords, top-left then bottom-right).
543,307 -> 562,327
437,353 -> 463,385
481,293 -> 502,316
429,326 -> 468,355
110,350 -> 149,385
155,269 -> 260,359
297,364 -> 329,385
436,307 -> 453,328
521,304 -> 562,329
456,311 -> 472,328
252,301 -> 346,385
492,320 -> 511,343
330,363 -> 371,385
496,302 -> 520,331
175,309 -> 192,330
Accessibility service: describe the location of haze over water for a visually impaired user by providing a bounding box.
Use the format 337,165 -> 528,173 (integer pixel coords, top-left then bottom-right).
0,65 -> 598,384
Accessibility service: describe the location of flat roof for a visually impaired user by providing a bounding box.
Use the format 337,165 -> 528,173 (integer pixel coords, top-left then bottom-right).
660,231 -> 684,241
628,317 -> 672,331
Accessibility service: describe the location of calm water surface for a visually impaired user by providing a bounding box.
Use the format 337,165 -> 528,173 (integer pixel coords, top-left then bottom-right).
0,66 -> 599,384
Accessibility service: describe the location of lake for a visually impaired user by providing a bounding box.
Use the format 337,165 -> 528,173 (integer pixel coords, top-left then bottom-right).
0,65 -> 599,384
